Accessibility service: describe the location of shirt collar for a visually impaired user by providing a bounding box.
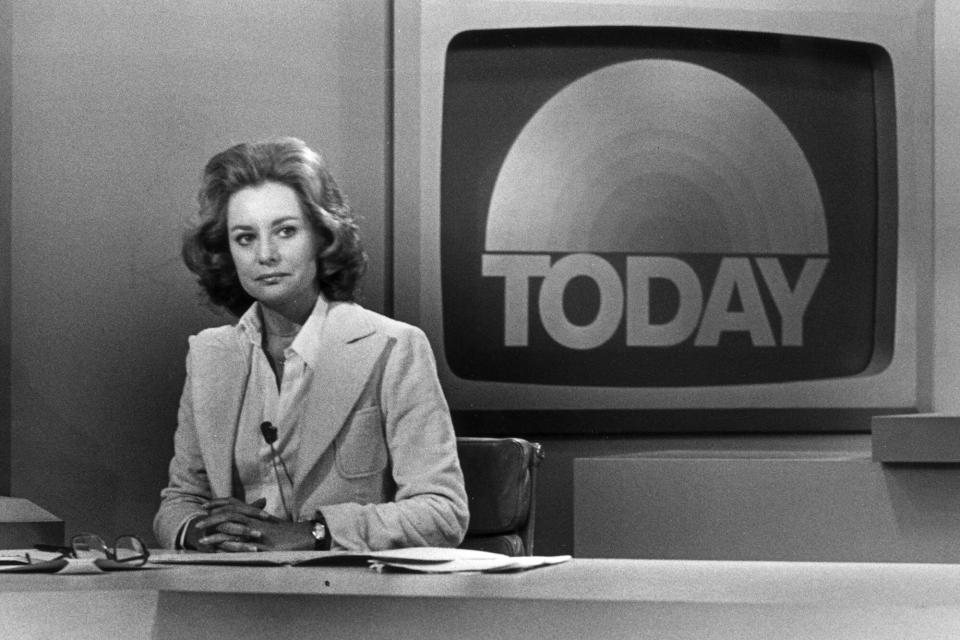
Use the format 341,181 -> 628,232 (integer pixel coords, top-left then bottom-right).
290,295 -> 329,370
237,295 -> 331,370
237,303 -> 264,344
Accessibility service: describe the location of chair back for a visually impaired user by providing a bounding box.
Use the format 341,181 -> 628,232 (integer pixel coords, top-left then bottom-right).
456,436 -> 544,556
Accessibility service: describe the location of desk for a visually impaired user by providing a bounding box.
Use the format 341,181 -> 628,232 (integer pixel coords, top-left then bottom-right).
4,559 -> 960,638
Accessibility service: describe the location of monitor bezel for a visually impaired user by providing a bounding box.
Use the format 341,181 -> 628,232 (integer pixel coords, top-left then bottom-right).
392,0 -> 934,412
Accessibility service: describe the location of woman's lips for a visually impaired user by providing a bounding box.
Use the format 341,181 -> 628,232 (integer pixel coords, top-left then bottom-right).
256,273 -> 288,283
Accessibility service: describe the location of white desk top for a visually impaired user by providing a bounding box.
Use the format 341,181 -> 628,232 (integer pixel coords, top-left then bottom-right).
4,557 -> 960,606
7,559 -> 960,640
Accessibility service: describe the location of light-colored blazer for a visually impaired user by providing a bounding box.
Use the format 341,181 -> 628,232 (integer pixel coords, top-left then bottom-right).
153,302 -> 469,551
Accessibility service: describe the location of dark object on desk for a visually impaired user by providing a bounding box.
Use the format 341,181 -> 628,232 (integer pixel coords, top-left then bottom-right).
574,451 -> 960,563
456,437 -> 543,556
0,497 -> 64,548
871,413 -> 960,462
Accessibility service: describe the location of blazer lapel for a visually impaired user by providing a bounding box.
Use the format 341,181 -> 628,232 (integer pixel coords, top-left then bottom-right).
292,303 -> 385,490
190,335 -> 252,497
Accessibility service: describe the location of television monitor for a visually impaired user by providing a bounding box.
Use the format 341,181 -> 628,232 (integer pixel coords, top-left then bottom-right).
392,0 -> 933,430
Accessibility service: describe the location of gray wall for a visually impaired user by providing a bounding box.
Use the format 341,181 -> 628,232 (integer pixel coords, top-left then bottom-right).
3,1 -> 960,555
0,0 -> 11,497
8,0 -> 390,546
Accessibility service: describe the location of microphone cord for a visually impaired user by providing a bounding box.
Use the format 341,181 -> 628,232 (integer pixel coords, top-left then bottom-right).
260,421 -> 296,519
267,442 -> 292,517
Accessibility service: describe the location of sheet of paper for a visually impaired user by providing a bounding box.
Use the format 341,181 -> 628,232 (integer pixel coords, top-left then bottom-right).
149,550 -> 356,566
0,549 -> 69,573
370,554 -> 573,574
366,547 -> 505,563
149,547 -> 506,567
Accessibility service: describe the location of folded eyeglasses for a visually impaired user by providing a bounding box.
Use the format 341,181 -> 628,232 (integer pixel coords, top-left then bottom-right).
33,533 -> 150,570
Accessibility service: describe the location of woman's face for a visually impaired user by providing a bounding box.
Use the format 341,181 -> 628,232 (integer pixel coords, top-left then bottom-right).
226,181 -> 320,316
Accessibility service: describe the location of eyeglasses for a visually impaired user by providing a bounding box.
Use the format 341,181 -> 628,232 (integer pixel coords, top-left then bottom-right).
71,533 -> 150,569
35,533 -> 150,570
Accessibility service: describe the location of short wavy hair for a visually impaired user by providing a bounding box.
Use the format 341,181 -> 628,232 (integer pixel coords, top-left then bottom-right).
182,137 -> 367,316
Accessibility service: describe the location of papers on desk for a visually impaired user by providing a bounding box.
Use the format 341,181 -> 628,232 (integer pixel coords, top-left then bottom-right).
149,547 -> 572,573
369,553 -> 572,574
0,549 -> 68,573
0,549 -> 164,574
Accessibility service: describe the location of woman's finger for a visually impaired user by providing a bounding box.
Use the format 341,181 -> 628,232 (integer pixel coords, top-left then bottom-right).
216,521 -> 263,539
217,539 -> 263,553
203,498 -> 279,522
197,532 -> 236,546
197,531 -> 261,550
206,505 -> 278,522
202,497 -> 246,510
195,511 -> 252,531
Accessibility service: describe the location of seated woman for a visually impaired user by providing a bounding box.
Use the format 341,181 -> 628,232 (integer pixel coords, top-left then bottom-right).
154,137 -> 468,552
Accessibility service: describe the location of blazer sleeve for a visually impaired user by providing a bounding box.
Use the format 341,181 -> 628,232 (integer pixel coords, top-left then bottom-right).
320,325 -> 470,550
152,349 -> 213,548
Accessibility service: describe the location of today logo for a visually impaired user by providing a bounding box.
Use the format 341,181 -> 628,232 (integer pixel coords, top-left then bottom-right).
482,254 -> 828,350
479,60 -> 829,353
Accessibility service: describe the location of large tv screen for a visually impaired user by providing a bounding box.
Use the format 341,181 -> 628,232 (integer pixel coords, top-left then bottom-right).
393,0 -> 933,423
442,27 -> 891,387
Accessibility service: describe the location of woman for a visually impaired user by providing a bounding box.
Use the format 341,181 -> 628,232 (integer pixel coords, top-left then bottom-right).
154,137 -> 468,552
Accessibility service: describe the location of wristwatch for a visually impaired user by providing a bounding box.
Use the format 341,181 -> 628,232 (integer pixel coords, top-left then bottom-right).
311,512 -> 330,550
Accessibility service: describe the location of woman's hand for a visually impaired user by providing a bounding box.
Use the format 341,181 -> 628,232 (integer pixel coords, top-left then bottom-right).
189,497 -> 314,552
187,497 -> 274,552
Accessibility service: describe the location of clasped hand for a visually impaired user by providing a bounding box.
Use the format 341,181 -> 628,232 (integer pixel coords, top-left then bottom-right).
188,497 -> 313,552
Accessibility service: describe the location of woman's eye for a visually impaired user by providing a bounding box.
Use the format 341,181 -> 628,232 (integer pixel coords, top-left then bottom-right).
277,226 -> 298,238
232,234 -> 254,246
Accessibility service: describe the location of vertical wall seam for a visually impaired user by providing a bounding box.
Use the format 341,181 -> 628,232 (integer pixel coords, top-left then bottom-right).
383,0 -> 395,318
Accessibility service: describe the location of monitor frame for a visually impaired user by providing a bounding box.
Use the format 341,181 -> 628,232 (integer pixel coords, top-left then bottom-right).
392,0 -> 934,413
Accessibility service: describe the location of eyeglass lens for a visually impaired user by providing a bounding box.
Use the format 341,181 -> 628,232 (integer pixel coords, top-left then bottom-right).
72,534 -> 110,559
71,533 -> 148,565
114,535 -> 147,562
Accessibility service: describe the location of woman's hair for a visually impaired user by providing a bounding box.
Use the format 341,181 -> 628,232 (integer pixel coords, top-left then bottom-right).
182,137 -> 367,316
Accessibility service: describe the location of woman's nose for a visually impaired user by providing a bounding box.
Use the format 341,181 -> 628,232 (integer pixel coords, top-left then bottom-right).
257,239 -> 279,264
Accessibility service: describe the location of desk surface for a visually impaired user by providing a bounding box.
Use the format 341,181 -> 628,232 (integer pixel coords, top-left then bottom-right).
5,557 -> 960,603
5,559 -> 960,639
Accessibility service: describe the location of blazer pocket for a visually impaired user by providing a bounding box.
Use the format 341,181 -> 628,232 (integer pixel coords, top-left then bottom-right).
335,406 -> 388,479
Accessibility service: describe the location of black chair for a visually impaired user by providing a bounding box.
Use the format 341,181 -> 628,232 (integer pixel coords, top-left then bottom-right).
456,436 -> 544,556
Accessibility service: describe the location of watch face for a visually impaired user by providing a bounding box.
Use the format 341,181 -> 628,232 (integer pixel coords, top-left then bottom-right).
312,522 -> 326,540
